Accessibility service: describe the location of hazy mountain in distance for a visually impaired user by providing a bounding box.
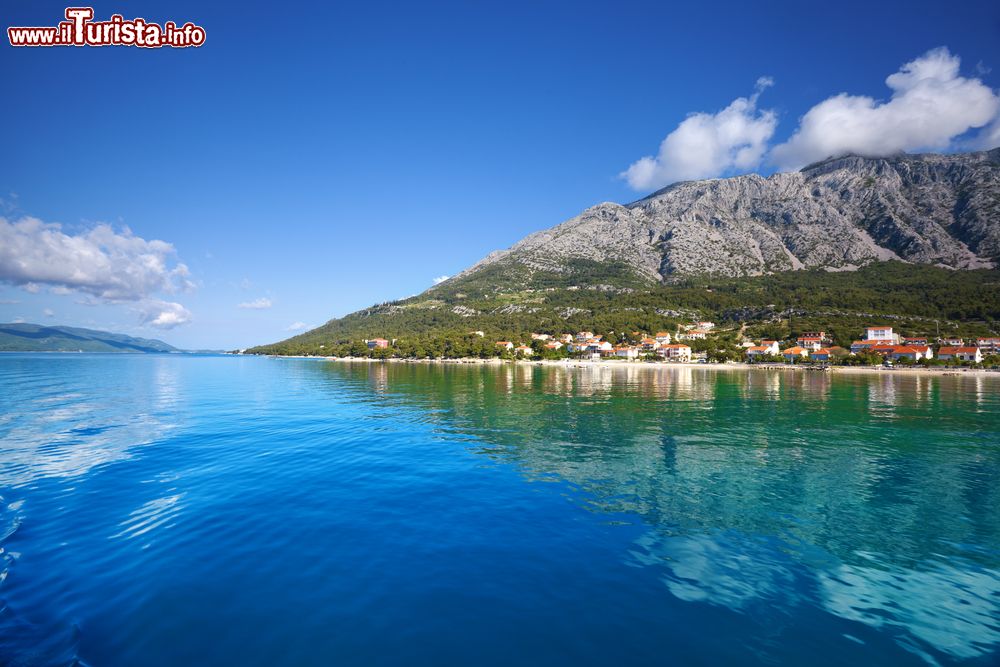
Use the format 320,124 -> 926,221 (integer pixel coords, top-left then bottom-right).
0,323 -> 180,353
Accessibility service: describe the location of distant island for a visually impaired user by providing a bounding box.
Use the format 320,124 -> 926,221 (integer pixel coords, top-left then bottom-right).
0,323 -> 179,353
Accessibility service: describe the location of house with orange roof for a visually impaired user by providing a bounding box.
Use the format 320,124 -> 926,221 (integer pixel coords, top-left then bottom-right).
654,331 -> 672,345
938,346 -> 982,363
657,344 -> 692,362
782,346 -> 810,362
639,337 -> 660,352
515,345 -> 533,355
495,341 -> 514,350
544,341 -> 563,350
850,340 -> 881,354
888,345 -> 933,362
796,336 -> 825,351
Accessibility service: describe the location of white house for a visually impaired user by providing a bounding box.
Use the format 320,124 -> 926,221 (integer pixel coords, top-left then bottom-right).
678,329 -> 709,341
865,326 -> 899,344
657,344 -> 692,362
977,338 -> 1000,355
796,336 -> 824,351
654,331 -> 672,345
782,346 -> 810,362
938,346 -> 982,363
746,345 -> 777,360
639,338 -> 660,352
613,346 -> 640,359
889,345 -> 933,362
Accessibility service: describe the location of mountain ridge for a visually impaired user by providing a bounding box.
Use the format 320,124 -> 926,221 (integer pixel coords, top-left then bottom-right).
455,148 -> 1000,285
249,150 -> 1000,354
0,323 -> 180,353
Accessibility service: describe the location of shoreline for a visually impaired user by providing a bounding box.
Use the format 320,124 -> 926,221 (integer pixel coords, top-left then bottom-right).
259,354 -> 1000,377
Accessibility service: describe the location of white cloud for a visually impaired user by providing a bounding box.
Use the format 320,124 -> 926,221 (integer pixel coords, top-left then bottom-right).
0,299 -> 19,305
432,275 -> 449,285
0,216 -> 194,301
771,48 -> 1000,169
12,316 -> 25,324
0,215 -> 196,330
238,297 -> 272,310
43,308 -> 54,318
622,77 -> 777,190
967,115 -> 1000,150
139,301 -> 192,330
285,321 -> 309,331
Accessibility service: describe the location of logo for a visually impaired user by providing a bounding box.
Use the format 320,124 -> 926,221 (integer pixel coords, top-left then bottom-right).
8,7 -> 206,48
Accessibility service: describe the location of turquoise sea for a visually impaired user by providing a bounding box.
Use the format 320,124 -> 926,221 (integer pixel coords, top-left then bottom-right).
0,354 -> 998,666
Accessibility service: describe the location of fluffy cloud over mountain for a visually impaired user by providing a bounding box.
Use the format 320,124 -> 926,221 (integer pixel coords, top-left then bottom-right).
623,48 -> 1000,190
621,78 -> 777,190
771,48 -> 1000,169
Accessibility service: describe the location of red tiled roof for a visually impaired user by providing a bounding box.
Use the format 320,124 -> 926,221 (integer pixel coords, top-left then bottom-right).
939,346 -> 978,354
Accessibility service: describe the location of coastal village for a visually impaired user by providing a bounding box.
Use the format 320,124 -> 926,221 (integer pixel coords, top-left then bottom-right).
363,323 -> 1000,367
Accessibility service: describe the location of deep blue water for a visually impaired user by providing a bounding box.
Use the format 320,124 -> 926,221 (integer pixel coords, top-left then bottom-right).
1,354 -> 998,666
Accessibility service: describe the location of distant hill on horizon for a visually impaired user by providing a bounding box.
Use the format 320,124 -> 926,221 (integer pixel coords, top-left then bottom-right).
0,323 -> 180,353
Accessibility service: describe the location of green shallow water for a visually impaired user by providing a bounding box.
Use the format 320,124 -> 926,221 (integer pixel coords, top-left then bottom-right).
0,355 -> 998,665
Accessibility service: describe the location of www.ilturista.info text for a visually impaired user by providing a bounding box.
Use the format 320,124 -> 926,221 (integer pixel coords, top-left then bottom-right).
8,7 -> 206,48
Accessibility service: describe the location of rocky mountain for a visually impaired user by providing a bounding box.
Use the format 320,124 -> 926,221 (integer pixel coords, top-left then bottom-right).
249,150 -> 1000,354
0,323 -> 179,353
457,149 -> 1000,283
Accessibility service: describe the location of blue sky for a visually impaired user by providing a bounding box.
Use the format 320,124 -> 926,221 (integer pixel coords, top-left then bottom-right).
1,0 -> 999,349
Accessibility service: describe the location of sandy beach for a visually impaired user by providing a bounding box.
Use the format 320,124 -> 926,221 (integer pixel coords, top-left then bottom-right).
262,354 -> 1000,378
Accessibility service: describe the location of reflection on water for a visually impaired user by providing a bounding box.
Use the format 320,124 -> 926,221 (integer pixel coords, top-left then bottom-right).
0,356 -> 178,487
0,356 -> 998,667
317,361 -> 1000,664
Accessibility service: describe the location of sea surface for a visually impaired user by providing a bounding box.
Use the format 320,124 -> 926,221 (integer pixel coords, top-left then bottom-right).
0,354 -> 998,666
